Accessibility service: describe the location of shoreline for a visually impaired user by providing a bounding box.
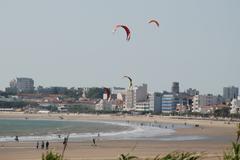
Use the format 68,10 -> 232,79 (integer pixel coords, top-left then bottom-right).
0,112 -> 237,160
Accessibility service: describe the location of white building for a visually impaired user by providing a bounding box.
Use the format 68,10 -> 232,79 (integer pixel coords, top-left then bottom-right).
95,92 -> 114,111
125,89 -> 134,111
125,84 -> 148,111
95,99 -> 113,111
192,94 -> 218,113
135,102 -> 150,112
230,96 -> 240,114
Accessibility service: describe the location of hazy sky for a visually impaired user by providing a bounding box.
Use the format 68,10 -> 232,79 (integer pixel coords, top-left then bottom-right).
0,0 -> 239,94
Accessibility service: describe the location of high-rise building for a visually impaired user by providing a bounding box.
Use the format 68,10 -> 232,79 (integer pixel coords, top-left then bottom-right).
186,88 -> 199,96
223,86 -> 239,102
125,89 -> 134,110
171,82 -> 179,94
125,83 -> 148,111
5,79 -> 18,94
16,77 -> 34,93
149,92 -> 162,113
134,84 -> 148,103
9,79 -> 17,88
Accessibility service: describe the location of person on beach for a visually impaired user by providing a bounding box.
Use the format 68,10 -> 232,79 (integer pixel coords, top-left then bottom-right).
46,141 -> 49,150
92,138 -> 96,146
63,137 -> 67,145
14,136 -> 19,142
36,141 -> 39,149
41,141 -> 44,149
15,136 -> 19,142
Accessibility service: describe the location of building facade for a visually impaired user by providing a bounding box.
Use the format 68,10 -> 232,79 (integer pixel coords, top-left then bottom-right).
230,96 -> 240,114
149,92 -> 162,113
125,89 -> 134,110
16,78 -> 34,93
192,94 -> 219,113
186,88 -> 199,96
223,86 -> 239,102
135,102 -> 150,112
161,94 -> 179,113
134,83 -> 148,103
171,82 -> 179,94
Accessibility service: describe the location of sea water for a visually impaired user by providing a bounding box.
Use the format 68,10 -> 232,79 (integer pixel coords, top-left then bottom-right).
0,118 -> 206,142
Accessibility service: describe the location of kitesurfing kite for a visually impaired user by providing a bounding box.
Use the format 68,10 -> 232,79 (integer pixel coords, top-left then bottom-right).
103,87 -> 111,101
113,25 -> 131,41
148,19 -> 160,27
123,76 -> 133,89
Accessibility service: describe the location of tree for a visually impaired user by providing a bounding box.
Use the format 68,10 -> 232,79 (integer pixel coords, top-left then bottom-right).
85,88 -> 104,99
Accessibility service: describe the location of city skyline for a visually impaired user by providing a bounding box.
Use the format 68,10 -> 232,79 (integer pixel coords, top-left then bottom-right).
2,76 -> 239,97
0,0 -> 239,94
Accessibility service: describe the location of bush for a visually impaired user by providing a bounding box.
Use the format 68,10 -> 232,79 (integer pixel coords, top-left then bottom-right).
42,151 -> 61,160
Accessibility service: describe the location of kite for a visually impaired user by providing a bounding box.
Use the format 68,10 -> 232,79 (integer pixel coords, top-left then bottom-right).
113,25 -> 131,41
123,76 -> 133,89
148,19 -> 160,27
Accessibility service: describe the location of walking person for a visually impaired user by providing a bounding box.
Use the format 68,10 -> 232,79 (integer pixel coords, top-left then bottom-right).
15,136 -> 19,142
63,137 -> 67,145
36,141 -> 39,149
46,141 -> 49,150
41,141 -> 44,149
92,138 -> 96,146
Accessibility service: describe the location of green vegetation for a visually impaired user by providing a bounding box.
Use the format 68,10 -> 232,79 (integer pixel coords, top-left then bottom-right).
67,104 -> 95,113
0,101 -> 37,108
224,142 -> 240,160
214,107 -> 231,117
158,152 -> 202,160
117,152 -> 202,160
63,87 -> 83,99
42,151 -> 61,160
85,87 -> 104,99
118,153 -> 138,160
237,123 -> 240,143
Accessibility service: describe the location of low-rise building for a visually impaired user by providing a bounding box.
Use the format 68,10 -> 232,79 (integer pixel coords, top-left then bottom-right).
162,94 -> 179,113
135,102 -> 150,112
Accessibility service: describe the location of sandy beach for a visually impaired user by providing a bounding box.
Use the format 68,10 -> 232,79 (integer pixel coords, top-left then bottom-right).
0,112 -> 237,160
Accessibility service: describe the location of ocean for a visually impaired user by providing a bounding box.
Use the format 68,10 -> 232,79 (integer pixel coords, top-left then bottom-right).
0,118 -> 206,142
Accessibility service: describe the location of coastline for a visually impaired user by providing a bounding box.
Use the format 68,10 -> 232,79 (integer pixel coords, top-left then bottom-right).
0,112 -> 237,160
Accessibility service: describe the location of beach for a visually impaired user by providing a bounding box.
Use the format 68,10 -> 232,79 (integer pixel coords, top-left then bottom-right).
0,112 -> 236,160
